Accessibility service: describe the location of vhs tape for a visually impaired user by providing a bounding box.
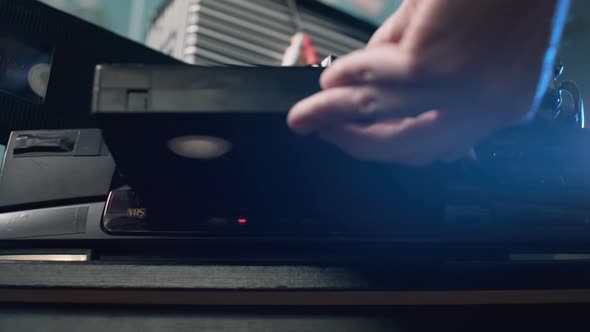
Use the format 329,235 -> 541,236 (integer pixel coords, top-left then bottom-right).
93,64 -> 446,233
92,64 -> 590,241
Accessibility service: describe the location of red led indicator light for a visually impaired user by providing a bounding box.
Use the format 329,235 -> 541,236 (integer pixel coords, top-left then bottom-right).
237,218 -> 247,224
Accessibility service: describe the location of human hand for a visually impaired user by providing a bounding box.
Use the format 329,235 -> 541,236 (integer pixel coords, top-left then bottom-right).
288,0 -> 569,165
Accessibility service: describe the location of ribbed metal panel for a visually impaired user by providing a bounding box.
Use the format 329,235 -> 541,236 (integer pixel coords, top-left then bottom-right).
149,0 -> 375,66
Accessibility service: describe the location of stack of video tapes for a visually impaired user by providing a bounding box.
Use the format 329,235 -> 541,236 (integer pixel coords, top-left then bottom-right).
146,0 -> 375,66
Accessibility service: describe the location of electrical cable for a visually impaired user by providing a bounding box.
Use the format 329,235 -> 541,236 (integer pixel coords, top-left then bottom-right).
283,0 -> 319,65
286,0 -> 303,33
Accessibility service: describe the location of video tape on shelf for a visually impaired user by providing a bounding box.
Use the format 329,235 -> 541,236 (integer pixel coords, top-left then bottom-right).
0,0 -> 179,143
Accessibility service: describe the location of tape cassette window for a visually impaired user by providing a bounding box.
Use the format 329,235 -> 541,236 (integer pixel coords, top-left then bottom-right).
0,35 -> 53,104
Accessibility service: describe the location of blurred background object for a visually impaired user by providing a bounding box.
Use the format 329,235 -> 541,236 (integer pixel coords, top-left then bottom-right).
145,0 -> 376,65
38,0 -> 164,42
322,0 -> 401,23
39,0 -> 399,44
34,0 -> 590,101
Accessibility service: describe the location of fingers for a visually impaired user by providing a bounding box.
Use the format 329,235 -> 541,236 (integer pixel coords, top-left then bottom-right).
367,0 -> 416,47
317,110 -> 481,166
317,118 -> 414,161
287,85 -> 429,135
320,45 -> 416,90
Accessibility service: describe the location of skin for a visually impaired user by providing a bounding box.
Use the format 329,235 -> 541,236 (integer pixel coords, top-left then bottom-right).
287,0 -> 570,165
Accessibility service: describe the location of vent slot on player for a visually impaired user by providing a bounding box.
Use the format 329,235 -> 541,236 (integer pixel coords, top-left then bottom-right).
13,131 -> 77,156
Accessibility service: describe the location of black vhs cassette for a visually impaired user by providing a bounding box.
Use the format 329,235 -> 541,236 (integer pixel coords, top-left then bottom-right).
93,64 -> 446,235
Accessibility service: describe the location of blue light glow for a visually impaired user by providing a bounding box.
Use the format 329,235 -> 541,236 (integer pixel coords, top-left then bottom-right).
530,0 -> 572,119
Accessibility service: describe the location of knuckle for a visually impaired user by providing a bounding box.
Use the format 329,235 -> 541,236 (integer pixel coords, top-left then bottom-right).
343,63 -> 376,85
355,89 -> 380,117
357,67 -> 377,83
